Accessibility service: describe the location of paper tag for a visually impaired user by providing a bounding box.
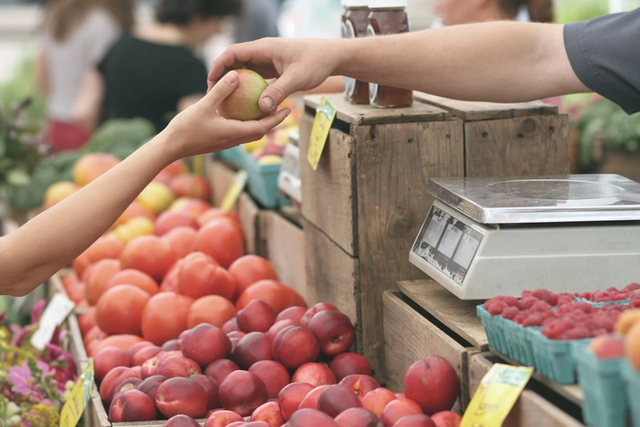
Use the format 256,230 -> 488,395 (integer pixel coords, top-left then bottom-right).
60,359 -> 94,427
278,144 -> 302,203
307,95 -> 337,171
461,364 -> 533,427
30,293 -> 75,350
220,170 -> 248,212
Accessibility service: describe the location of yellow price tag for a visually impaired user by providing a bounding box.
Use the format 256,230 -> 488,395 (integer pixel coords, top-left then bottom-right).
60,359 -> 94,427
220,170 -> 248,212
307,95 -> 337,171
461,364 -> 533,427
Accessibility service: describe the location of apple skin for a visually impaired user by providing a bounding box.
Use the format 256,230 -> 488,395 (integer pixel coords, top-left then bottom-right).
308,310 -> 356,357
218,69 -> 269,121
403,356 -> 460,415
430,411 -> 462,427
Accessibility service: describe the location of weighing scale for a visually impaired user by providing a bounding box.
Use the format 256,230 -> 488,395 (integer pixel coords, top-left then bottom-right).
409,174 -> 640,299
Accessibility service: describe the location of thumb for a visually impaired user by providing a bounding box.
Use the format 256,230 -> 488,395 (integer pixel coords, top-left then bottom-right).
205,71 -> 240,110
259,72 -> 300,113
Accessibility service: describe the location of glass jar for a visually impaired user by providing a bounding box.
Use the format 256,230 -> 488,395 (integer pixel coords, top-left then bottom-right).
342,1 -> 370,104
367,0 -> 413,108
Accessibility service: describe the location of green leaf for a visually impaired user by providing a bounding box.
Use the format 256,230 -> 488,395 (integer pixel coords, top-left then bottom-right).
7,168 -> 31,186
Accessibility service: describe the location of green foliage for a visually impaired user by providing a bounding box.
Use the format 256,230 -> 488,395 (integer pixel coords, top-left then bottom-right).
0,55 -> 46,124
81,118 -> 155,158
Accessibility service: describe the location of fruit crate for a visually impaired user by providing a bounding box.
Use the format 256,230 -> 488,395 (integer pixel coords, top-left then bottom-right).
574,344 -> 628,427
622,360 -> 640,427
215,146 -> 246,169
242,150 -> 291,209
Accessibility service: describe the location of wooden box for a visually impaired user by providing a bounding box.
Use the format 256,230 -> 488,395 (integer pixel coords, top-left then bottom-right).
299,94 -> 569,381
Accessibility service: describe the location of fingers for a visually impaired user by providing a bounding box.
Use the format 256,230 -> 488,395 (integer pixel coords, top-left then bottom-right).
204,71 -> 240,111
229,108 -> 292,142
259,73 -> 301,114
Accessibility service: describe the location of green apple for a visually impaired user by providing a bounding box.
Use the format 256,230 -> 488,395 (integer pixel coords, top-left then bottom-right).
219,69 -> 269,121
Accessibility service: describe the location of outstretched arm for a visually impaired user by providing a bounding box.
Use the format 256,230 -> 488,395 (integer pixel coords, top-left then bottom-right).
208,22 -> 588,114
0,71 -> 290,297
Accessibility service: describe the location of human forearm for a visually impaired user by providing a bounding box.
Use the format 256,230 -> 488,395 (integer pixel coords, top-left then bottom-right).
333,22 -> 587,102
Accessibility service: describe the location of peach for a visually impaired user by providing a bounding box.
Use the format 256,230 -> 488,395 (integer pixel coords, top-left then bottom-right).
163,339 -> 180,351
247,360 -> 290,399
222,318 -> 241,334
233,332 -> 273,369
156,356 -> 202,378
226,423 -> 245,427
205,359 -> 241,386
95,347 -> 130,384
293,363 -> 337,387
237,300 -> 276,333
204,410 -> 244,427
380,398 -> 423,427
330,353 -> 372,382
404,356 -> 459,415
340,375 -> 380,400
394,414 -> 437,427
301,303 -> 339,326
308,310 -> 355,357
277,382 -> 315,420
163,226 -> 197,260
113,377 -> 143,398
170,197 -> 212,218
267,319 -> 302,341
136,375 -> 166,401
131,366 -> 142,377
164,414 -> 201,427
589,334 -> 626,359
430,411 -> 462,427
170,174 -> 211,200
334,408 -> 380,427
272,326 -> 320,369
219,371 -> 268,416
230,337 -> 240,354
73,153 -> 119,186
182,324 -> 233,368
318,384 -> 363,417
156,377 -> 208,418
100,367 -> 141,405
218,69 -> 268,121
131,346 -> 163,367
155,211 -> 199,236
142,355 -> 161,379
250,401 -> 285,427
363,388 -> 397,418
299,385 -> 330,410
287,408 -> 340,427
275,306 -> 308,324
192,374 -> 220,411
109,389 -> 157,422
227,331 -> 246,340
244,422 -> 270,427
128,342 -> 154,359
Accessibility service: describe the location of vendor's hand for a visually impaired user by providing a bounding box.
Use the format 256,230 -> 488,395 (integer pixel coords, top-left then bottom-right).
208,38 -> 341,114
165,70 -> 290,160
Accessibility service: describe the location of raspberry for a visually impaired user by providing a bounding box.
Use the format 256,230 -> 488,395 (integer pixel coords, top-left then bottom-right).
557,296 -> 574,307
503,296 -> 521,309
541,311 -> 557,321
542,321 -> 565,339
625,283 -> 640,292
514,314 -> 526,325
532,300 -> 553,313
561,316 -> 575,330
521,290 -> 532,299
607,286 -> 619,293
486,301 -> 507,316
613,293 -> 628,301
564,327 -> 591,340
501,306 -> 520,320
520,297 -> 539,310
542,316 -> 559,327
574,302 -> 593,314
522,313 -> 544,327
630,300 -> 640,308
550,293 -> 559,307
532,289 -> 553,304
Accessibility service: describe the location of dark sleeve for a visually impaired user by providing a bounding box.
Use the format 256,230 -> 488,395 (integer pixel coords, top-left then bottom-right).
564,8 -> 640,114
176,56 -> 208,99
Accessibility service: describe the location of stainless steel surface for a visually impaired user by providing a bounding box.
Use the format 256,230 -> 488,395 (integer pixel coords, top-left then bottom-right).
428,174 -> 640,224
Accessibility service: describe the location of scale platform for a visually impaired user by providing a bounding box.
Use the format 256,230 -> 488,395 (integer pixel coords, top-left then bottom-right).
409,175 -> 640,299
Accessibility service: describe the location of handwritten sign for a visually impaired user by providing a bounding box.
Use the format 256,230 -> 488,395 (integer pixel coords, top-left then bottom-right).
220,170 -> 248,212
307,96 -> 337,171
461,364 -> 533,427
60,359 -> 94,427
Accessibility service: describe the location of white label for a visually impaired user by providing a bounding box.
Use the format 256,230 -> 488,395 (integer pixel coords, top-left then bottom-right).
453,233 -> 481,270
438,224 -> 462,259
30,293 -> 75,350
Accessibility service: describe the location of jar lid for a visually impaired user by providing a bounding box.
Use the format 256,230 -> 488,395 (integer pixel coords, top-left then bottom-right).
368,0 -> 407,8
341,0 -> 369,6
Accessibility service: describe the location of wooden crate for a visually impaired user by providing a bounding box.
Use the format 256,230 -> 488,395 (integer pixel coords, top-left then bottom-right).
299,93 -> 569,381
382,290 -> 478,411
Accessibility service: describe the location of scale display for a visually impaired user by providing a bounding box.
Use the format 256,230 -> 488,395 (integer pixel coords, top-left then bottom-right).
412,205 -> 484,286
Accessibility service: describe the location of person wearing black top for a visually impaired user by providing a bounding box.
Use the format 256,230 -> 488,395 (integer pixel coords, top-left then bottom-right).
76,0 -> 241,133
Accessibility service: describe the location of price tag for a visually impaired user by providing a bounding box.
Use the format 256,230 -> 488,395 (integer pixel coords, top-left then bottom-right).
30,293 -> 75,350
278,144 -> 302,203
220,170 -> 248,212
461,364 -> 533,427
60,359 -> 94,427
307,95 -> 337,171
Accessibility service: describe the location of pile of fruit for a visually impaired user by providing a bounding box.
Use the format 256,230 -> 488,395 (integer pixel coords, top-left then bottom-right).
483,285 -> 640,340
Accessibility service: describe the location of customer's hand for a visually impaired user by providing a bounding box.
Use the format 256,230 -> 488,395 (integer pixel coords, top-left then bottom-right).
208,38 -> 342,114
166,70 -> 291,160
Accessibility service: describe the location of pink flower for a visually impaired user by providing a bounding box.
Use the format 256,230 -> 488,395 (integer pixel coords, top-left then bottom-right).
8,362 -> 44,398
31,300 -> 46,324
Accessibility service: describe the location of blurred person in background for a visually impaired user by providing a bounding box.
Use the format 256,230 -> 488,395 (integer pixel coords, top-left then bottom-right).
36,0 -> 134,152
431,0 -> 553,27
235,0 -> 280,43
75,0 -> 241,134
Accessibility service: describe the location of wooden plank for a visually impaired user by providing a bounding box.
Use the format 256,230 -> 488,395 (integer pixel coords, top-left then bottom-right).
262,211 -> 308,300
398,280 -> 489,350
382,291 -> 475,412
469,353 -> 586,427
465,115 -> 570,177
304,94 -> 449,125
414,92 -> 558,121
299,114 -> 358,255
238,192 -> 260,255
303,218 -> 360,352
205,158 -> 238,208
355,119 -> 465,384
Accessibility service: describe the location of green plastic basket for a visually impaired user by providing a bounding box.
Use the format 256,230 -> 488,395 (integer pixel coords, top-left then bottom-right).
477,306 -> 509,356
503,320 -> 536,367
242,152 -> 291,208
622,360 -> 640,427
529,329 -> 592,384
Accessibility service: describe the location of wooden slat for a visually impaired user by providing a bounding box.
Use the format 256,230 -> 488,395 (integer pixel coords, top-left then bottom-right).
398,280 -> 489,350
464,115 -> 570,177
261,211 -> 308,300
304,94 -> 448,125
354,119 -> 465,383
238,192 -> 260,255
469,353 -> 586,427
382,291 -> 476,411
299,114 -> 358,255
414,92 -> 558,121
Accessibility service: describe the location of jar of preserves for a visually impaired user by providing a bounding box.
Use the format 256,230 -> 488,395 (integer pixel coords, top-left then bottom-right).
342,0 -> 370,104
